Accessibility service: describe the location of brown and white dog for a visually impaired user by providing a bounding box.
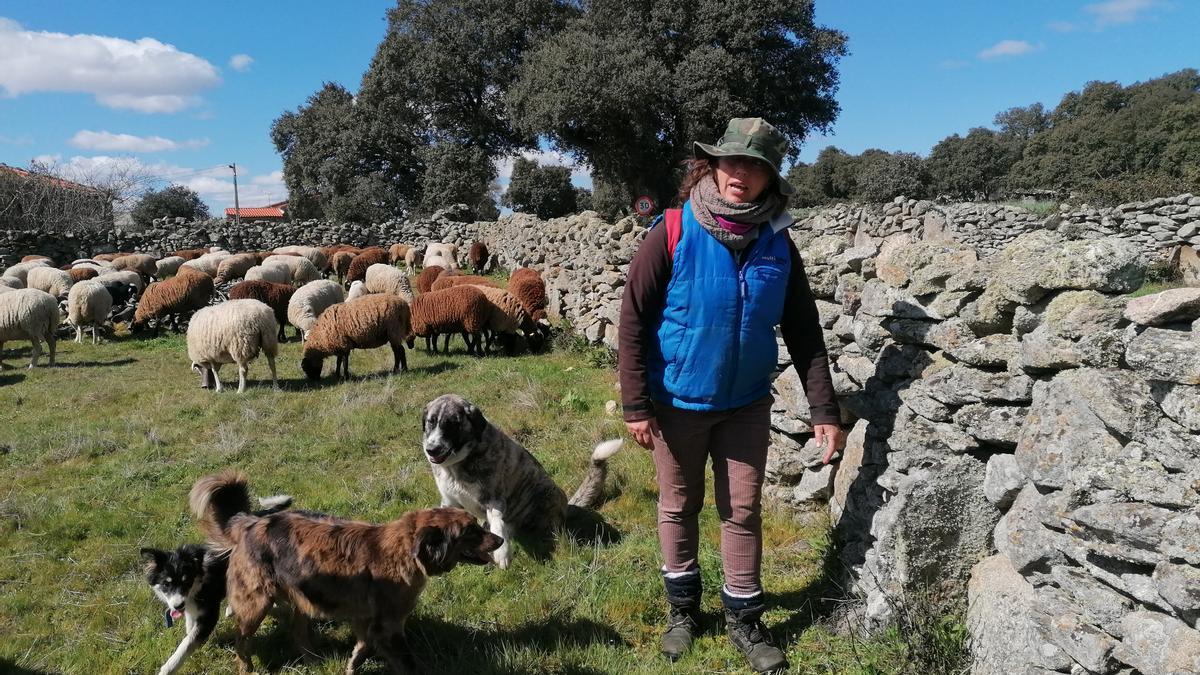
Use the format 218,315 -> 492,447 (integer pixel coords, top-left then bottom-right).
189,470 -> 502,675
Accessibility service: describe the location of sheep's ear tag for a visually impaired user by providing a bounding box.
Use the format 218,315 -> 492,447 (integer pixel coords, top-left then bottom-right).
164,609 -> 175,628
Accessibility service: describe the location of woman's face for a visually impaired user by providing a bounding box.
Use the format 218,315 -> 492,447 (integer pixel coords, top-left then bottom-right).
713,156 -> 772,203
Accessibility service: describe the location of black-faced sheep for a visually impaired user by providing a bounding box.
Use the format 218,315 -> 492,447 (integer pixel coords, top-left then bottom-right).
287,280 -> 344,340
430,274 -> 500,292
214,253 -> 259,285
300,294 -> 412,380
228,280 -> 296,341
94,270 -> 144,293
468,241 -> 489,274
364,263 -> 414,301
26,267 -> 74,299
66,280 -> 113,344
131,267 -> 214,336
416,265 -> 445,294
100,281 -> 139,309
346,247 -> 389,284
186,299 -> 279,393
0,288 -> 59,368
408,285 -> 489,355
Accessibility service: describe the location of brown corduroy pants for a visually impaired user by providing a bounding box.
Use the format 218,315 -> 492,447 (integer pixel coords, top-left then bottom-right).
651,394 -> 772,596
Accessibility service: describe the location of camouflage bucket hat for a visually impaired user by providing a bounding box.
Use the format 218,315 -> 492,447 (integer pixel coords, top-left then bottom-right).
694,117 -> 795,195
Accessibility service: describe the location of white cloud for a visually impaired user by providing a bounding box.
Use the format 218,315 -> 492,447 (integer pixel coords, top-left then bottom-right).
229,54 -> 253,72
250,170 -> 283,186
1047,20 -> 1080,32
495,150 -> 591,186
0,17 -> 220,113
1085,0 -> 1160,26
978,40 -> 1040,60
69,130 -> 208,153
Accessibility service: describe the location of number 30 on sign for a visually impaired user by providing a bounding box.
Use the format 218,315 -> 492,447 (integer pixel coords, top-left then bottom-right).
634,195 -> 656,216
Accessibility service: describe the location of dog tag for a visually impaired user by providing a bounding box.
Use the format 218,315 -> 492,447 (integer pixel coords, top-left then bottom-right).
164,609 -> 175,628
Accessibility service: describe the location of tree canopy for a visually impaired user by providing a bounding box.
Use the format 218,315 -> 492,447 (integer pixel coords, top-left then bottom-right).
501,157 -> 577,218
131,184 -> 210,228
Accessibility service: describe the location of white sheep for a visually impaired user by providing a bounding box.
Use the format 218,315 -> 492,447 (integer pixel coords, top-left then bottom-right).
287,280 -> 345,341
273,245 -> 327,272
66,280 -> 113,344
94,270 -> 145,293
0,277 -> 25,292
261,255 -> 320,286
364,263 -> 414,301
26,266 -> 74,298
244,264 -> 291,284
0,288 -> 59,368
155,256 -> 186,278
180,251 -> 230,278
423,243 -> 459,270
346,280 -> 368,301
186,299 -> 279,393
2,259 -> 52,284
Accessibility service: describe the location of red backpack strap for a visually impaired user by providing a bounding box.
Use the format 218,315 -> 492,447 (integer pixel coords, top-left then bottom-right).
664,208 -> 683,261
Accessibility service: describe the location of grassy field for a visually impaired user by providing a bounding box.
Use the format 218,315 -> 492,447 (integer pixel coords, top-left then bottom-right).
0,323 -> 918,674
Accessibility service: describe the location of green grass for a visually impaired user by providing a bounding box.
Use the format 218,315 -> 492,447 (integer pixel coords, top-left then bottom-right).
999,200 -> 1059,216
1127,280 -> 1187,298
0,330 -> 920,674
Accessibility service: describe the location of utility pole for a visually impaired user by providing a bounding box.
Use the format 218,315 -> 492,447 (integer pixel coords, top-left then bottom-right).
228,163 -> 241,226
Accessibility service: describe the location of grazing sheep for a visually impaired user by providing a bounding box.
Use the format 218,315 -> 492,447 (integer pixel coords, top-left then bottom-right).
110,253 -> 158,280
509,269 -> 548,322
131,268 -> 215,336
21,255 -> 52,264
100,281 -> 139,309
388,243 -> 410,264
92,253 -> 123,262
66,280 -> 113,344
186,299 -> 279,393
274,245 -> 327,272
26,266 -> 74,299
287,280 -> 345,340
423,242 -> 459,269
228,280 -> 296,341
170,248 -> 207,261
2,259 -> 52,284
155,256 -> 185,278
180,256 -> 221,278
0,277 -> 23,293
214,253 -> 259,285
468,241 -> 489,274
408,285 -> 489,355
346,247 -> 389,284
364,263 -> 414,301
94,270 -> 145,293
67,267 -> 100,282
416,265 -> 446,295
262,255 -> 320,286
0,288 -> 59,368
300,294 -> 411,380
403,247 -> 421,271
431,274 -> 500,292
346,280 -> 368,301
473,285 -> 542,354
329,250 -> 356,282
244,264 -> 291,284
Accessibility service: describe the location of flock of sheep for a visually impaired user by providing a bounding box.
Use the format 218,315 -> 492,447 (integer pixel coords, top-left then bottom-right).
0,240 -> 551,391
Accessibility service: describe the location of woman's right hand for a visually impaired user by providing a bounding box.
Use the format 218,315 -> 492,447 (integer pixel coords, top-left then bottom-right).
626,418 -> 661,450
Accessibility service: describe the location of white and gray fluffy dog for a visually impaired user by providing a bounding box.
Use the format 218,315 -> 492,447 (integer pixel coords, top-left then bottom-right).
421,393 -> 622,568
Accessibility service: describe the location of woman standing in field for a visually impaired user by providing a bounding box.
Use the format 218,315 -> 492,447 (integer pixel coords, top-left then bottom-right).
618,118 -> 845,673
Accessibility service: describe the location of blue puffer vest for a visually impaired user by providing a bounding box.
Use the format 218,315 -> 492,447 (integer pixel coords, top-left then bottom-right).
647,200 -> 792,411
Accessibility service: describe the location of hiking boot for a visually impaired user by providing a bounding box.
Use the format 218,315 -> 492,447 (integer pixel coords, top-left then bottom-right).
661,570 -> 702,662
723,601 -> 788,674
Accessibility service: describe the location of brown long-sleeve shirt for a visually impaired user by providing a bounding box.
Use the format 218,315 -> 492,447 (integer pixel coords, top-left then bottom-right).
617,222 -> 840,426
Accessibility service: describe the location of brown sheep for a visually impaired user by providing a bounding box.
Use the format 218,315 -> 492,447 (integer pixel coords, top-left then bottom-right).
21,255 -> 52,264
388,243 -> 410,264
509,270 -> 548,322
68,267 -> 100,282
214,253 -> 259,285
330,250 -> 356,282
319,245 -> 361,273
346,247 -> 388,284
509,267 -> 540,286
131,266 -> 214,336
300,294 -> 411,379
408,285 -> 489,355
431,274 -> 500,292
416,265 -> 446,294
473,285 -> 540,354
228,280 -> 296,341
170,248 -> 207,261
93,253 -> 124,262
111,253 -> 158,280
468,241 -> 488,274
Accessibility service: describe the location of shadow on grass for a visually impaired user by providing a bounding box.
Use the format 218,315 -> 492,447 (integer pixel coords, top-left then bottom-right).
233,612 -> 623,675
0,371 -> 27,386
275,366 -> 432,392
51,357 -> 137,369
0,659 -> 54,675
410,360 -> 462,376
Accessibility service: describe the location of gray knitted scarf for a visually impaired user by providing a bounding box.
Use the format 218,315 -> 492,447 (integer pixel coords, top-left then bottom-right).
689,175 -> 784,251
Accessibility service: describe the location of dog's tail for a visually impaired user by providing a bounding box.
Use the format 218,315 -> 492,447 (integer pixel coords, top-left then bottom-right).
189,470 -> 255,551
568,439 -> 623,509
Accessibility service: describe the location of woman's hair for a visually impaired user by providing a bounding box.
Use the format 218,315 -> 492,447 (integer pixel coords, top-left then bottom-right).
674,157 -> 789,209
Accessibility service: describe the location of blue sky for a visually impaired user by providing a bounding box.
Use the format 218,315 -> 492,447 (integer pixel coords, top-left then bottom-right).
0,0 -> 1195,213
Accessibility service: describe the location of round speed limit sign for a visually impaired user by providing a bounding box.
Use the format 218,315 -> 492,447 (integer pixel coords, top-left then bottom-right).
634,195 -> 656,216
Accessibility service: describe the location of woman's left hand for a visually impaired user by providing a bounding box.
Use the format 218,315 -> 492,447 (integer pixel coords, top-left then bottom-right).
814,424 -> 846,465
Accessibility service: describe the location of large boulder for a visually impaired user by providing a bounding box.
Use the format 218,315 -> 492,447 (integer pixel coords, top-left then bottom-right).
1125,326 -> 1200,384
1114,611 -> 1200,674
967,555 -> 1072,674
1124,287 -> 1200,326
